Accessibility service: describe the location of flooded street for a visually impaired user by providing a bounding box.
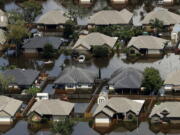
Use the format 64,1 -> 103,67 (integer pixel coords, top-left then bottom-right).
2,53 -> 180,81
2,121 -> 180,135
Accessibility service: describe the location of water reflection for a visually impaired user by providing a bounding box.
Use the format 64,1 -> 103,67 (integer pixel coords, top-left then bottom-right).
2,120 -> 180,135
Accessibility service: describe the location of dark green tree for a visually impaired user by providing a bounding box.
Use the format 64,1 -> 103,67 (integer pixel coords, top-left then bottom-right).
64,20 -> 76,39
92,45 -> 110,57
149,18 -> 164,32
43,43 -> 55,59
52,119 -> 74,135
142,67 -> 163,94
21,0 -> 42,23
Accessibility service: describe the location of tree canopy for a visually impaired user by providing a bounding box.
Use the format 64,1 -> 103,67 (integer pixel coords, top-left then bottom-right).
26,86 -> 41,95
92,45 -> 110,57
142,67 -> 163,94
52,119 -> 75,135
21,0 -> 42,23
43,43 -> 55,59
0,73 -> 13,93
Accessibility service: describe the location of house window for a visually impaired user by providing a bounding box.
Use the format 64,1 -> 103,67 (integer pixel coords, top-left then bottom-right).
127,114 -> 134,120
130,49 -> 135,54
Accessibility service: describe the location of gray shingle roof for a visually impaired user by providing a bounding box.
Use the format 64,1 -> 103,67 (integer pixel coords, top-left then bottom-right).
141,8 -> 180,25
108,67 -> 143,89
0,96 -> 22,117
3,68 -> 40,86
23,36 -> 63,49
36,10 -> 68,25
54,66 -> 98,84
127,35 -> 169,50
0,10 -> 8,28
88,9 -> 133,25
28,99 -> 74,116
150,102 -> 180,118
164,70 -> 180,85
73,32 -> 118,50
93,97 -> 143,117
0,29 -> 6,44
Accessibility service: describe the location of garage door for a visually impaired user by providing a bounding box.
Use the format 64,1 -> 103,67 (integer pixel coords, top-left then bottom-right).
0,117 -> 12,124
95,118 -> 110,127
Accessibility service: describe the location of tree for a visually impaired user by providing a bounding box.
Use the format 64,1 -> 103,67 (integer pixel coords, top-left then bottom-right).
7,11 -> 29,56
8,11 -> 25,25
64,20 -> 76,39
142,67 -> 163,94
43,43 -> 55,59
52,119 -> 74,135
0,0 -> 5,8
7,21 -> 29,56
149,18 -> 164,33
92,45 -> 110,57
26,86 -> 41,95
0,73 -> 13,93
21,0 -> 42,23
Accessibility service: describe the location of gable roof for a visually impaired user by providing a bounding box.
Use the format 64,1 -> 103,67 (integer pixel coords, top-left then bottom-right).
150,102 -> 180,118
23,36 -> 63,49
127,35 -> 169,50
54,66 -> 98,84
0,29 -> 6,44
141,8 -> 180,25
0,96 -> 22,117
0,10 -> 8,28
36,10 -> 69,25
28,99 -> 74,116
93,97 -> 143,117
88,9 -> 133,25
3,68 -> 40,86
164,70 -> 180,85
73,32 -> 118,50
108,67 -> 143,89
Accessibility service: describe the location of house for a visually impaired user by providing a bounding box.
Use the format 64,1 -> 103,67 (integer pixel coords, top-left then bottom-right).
141,8 -> 180,26
22,36 -> 63,55
88,9 -> 133,28
127,35 -> 169,56
164,70 -> 180,93
28,99 -> 74,122
3,68 -> 40,90
53,66 -> 98,93
36,10 -> 69,32
93,97 -> 144,127
73,32 -> 118,51
0,96 -> 22,124
0,10 -> 8,29
171,24 -> 180,44
150,101 -> 180,124
108,67 -> 143,94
